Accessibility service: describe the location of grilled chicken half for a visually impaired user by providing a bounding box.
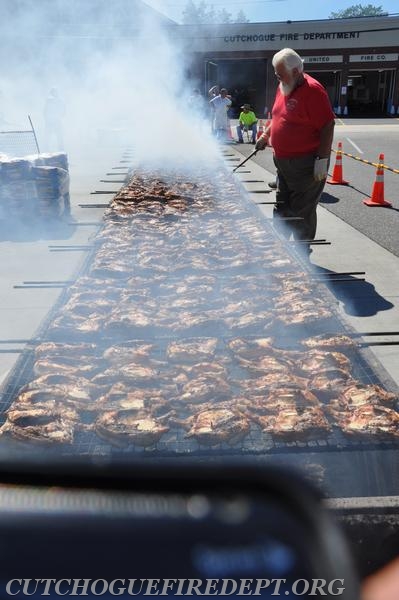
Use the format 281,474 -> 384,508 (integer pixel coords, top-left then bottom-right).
95,410 -> 169,447
174,404 -> 250,446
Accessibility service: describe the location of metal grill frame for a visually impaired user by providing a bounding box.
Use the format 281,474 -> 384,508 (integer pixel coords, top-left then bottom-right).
0,166 -> 398,461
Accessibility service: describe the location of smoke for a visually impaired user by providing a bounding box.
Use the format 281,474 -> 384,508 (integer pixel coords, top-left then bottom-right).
0,0 -> 219,168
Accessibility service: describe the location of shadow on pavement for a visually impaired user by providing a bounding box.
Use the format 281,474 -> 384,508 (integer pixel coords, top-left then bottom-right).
312,266 -> 394,317
0,214 -> 77,242
320,191 -> 340,204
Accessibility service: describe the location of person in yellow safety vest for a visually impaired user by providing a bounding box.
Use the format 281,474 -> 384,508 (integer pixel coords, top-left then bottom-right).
236,104 -> 258,144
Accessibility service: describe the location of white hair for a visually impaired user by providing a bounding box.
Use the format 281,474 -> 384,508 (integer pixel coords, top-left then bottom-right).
272,48 -> 304,73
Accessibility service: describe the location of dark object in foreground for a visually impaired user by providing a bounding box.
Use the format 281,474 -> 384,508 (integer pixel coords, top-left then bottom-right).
0,461 -> 359,599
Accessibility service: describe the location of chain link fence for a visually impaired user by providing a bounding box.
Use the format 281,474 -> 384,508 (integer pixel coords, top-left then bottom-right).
0,116 -> 40,157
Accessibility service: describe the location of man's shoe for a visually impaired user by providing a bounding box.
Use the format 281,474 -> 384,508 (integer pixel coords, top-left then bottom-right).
268,180 -> 277,189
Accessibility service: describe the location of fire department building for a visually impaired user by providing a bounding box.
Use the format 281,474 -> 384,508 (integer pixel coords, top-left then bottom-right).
178,15 -> 399,118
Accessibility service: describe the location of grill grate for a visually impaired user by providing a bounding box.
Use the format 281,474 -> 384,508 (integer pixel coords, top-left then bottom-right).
0,165 -> 398,459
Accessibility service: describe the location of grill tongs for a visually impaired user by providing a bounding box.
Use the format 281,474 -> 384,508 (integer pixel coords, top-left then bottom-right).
232,149 -> 258,172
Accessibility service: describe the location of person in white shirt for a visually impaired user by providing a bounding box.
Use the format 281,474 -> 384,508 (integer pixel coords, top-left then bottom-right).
209,88 -> 232,142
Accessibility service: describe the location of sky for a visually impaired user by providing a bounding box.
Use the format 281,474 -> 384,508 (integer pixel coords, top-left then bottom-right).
144,0 -> 399,23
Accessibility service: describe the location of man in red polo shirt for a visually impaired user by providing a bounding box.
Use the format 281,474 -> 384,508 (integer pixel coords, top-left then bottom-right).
256,48 -> 335,245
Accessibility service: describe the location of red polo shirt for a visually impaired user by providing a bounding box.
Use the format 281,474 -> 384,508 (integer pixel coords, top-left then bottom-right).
271,73 -> 335,159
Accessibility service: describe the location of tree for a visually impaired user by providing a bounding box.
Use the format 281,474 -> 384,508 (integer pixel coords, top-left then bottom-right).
329,4 -> 388,18
235,10 -> 250,24
182,1 -> 249,24
218,8 -> 233,23
182,1 -> 212,24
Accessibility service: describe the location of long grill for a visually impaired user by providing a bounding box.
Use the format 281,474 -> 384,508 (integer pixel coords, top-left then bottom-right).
0,165 -> 398,464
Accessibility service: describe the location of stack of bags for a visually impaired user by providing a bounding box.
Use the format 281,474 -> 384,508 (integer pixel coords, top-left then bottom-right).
0,152 -> 69,221
0,158 -> 35,220
31,164 -> 69,219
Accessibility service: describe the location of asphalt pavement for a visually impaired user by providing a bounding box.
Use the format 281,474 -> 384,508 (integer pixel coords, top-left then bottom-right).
233,118 -> 399,257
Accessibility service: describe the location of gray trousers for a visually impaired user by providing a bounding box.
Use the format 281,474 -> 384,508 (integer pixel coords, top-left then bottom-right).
273,154 -> 327,241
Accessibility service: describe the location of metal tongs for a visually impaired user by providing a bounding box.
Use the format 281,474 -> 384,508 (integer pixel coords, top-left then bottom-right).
232,148 -> 258,172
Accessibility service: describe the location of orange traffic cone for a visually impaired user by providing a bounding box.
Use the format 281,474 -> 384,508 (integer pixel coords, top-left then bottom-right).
327,142 -> 349,185
256,119 -> 264,140
363,154 -> 392,207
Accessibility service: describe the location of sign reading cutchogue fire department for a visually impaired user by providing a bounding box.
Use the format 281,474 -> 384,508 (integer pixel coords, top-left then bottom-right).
302,55 -> 343,63
179,16 -> 399,52
349,53 -> 399,62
